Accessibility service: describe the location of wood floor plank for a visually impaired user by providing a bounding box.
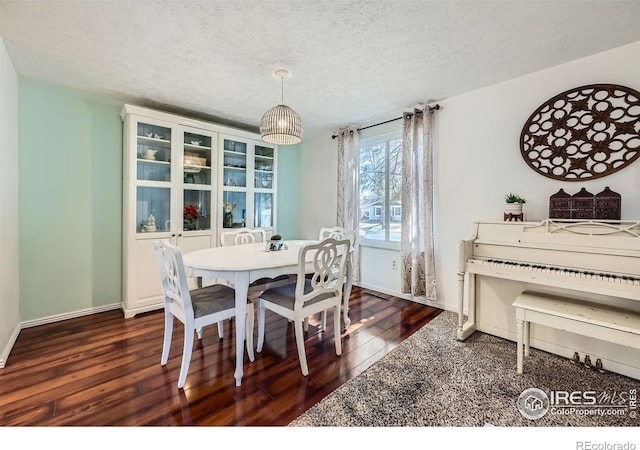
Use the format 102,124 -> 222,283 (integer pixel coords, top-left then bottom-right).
0,287 -> 441,426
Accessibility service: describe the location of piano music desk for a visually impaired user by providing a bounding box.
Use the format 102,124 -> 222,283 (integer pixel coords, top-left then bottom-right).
513,291 -> 640,374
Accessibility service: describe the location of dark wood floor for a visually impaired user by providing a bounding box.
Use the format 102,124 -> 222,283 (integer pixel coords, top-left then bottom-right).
0,287 -> 441,426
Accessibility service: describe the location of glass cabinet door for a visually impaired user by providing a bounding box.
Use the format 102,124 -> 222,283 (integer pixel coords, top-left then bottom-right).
136,122 -> 172,182
254,144 -> 275,228
254,145 -> 274,189
136,120 -> 172,234
219,134 -> 276,233
222,138 -> 247,188
222,191 -> 246,229
183,131 -> 212,186
183,190 -> 211,231
254,192 -> 273,228
182,129 -> 213,233
137,186 -> 171,233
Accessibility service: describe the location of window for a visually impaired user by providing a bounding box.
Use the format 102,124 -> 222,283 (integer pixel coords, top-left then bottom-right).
359,131 -> 402,245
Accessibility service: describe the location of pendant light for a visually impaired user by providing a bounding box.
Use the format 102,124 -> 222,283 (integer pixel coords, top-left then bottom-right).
260,69 -> 303,145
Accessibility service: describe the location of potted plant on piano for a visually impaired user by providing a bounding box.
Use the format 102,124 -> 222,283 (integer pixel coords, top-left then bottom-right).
504,193 -> 526,221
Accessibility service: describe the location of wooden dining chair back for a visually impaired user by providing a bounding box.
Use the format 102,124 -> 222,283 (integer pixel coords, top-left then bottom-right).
220,228 -> 267,247
256,238 -> 350,376
153,239 -> 254,388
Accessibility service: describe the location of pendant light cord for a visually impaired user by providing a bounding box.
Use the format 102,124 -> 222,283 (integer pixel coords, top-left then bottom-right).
281,75 -> 284,104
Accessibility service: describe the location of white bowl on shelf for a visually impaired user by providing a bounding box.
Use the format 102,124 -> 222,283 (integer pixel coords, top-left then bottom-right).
142,150 -> 157,160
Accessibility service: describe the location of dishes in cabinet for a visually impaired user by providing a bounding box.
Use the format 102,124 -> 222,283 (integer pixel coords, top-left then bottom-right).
142,149 -> 157,160
184,154 -> 207,166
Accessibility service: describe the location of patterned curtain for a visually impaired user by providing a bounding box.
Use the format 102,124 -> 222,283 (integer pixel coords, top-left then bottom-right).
400,107 -> 437,299
336,127 -> 361,281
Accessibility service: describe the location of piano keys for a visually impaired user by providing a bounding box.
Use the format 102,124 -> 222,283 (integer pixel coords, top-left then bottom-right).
457,219 -> 640,379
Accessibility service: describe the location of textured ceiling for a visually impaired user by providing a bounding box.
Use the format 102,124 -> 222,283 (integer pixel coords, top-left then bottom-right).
1,1 -> 640,135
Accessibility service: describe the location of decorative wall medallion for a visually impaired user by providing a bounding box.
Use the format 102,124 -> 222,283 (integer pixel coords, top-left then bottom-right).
520,84 -> 640,181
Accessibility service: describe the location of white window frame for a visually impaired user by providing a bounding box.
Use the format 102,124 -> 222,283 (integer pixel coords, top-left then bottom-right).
359,129 -> 402,250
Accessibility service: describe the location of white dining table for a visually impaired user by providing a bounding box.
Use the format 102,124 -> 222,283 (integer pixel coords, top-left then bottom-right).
182,240 -> 353,387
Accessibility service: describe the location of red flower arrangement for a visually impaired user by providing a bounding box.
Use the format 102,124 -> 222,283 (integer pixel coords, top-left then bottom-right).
184,205 -> 199,220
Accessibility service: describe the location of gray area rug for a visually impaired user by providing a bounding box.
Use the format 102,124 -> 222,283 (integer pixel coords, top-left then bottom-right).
290,311 -> 639,426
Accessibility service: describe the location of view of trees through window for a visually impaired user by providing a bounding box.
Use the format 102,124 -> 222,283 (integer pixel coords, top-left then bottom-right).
359,134 -> 402,242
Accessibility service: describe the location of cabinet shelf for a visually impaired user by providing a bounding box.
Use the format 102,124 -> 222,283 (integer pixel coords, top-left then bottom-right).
224,150 -> 247,156
137,135 -> 171,148
183,184 -> 211,191
255,154 -> 274,160
137,179 -> 171,188
223,165 -> 246,171
184,143 -> 211,152
183,164 -> 211,172
138,158 -> 170,165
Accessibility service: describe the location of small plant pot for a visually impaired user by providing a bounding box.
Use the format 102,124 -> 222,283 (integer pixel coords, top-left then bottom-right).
504,203 -> 523,215
269,239 -> 284,251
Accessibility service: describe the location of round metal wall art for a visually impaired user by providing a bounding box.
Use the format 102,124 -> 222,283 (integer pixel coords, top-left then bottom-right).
520,84 -> 640,181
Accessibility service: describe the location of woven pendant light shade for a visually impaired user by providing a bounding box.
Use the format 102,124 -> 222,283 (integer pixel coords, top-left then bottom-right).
260,104 -> 303,145
260,69 -> 303,145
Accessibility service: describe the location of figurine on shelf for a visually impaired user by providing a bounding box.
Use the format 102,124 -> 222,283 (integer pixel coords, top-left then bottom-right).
145,214 -> 157,232
223,202 -> 237,228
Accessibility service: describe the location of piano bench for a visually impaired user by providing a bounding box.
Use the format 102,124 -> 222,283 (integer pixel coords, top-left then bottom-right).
512,291 -> 640,374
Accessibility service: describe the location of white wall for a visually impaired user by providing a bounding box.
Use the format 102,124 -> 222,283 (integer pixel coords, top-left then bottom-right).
299,128 -> 338,239
299,40 -> 640,311
436,40 -> 640,312
0,37 -> 21,368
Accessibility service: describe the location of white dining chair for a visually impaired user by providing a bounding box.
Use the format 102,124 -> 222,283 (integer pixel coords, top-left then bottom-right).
310,226 -> 356,331
256,238 -> 350,376
153,239 -> 255,389
319,226 -> 356,247
219,228 -> 267,247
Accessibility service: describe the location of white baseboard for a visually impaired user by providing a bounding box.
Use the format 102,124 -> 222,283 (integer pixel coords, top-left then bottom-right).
354,282 -> 458,313
20,303 -> 122,329
0,322 -> 21,369
1,303 -> 122,369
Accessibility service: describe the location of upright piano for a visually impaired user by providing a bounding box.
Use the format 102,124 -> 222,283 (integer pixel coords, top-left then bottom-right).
457,219 -> 640,379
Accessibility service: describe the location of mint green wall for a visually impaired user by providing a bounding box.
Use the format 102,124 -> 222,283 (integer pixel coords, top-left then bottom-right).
18,78 -> 302,321
276,144 -> 301,239
19,79 -> 123,321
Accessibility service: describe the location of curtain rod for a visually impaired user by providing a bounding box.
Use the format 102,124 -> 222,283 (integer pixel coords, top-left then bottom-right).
331,104 -> 440,139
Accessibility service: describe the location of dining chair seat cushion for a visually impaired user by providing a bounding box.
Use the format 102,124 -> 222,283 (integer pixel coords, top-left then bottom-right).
260,280 -> 334,309
191,284 -> 250,318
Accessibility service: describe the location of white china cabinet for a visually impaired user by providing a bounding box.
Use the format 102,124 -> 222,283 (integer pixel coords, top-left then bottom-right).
121,105 -> 277,318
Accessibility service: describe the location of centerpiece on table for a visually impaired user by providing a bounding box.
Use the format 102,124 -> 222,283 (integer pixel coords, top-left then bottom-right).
268,234 -> 285,251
